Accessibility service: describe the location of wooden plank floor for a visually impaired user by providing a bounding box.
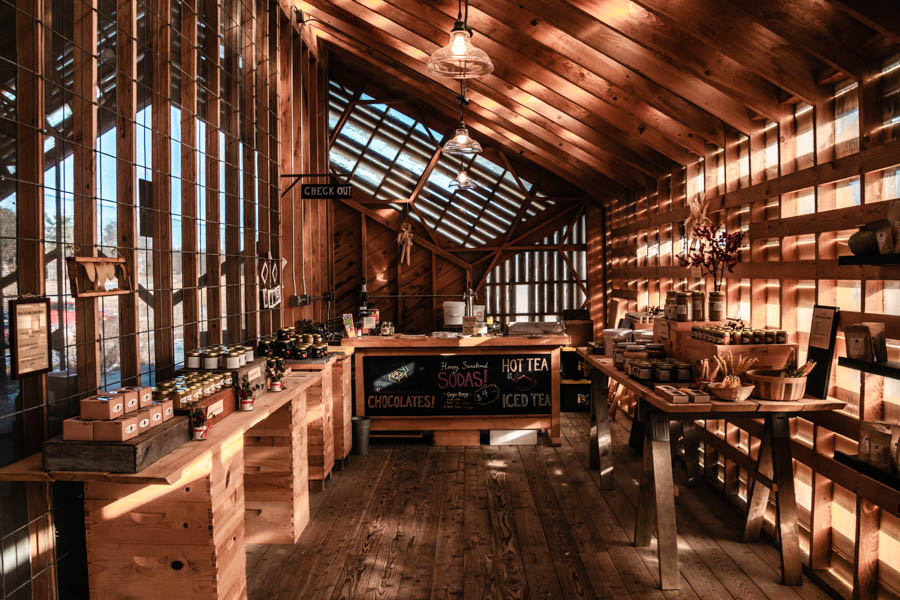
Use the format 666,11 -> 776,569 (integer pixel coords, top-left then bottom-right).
246,413 -> 833,600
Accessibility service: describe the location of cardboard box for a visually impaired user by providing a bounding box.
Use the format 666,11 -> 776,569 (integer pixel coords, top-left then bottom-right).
93,416 -> 139,442
148,403 -> 164,428
136,409 -> 152,434
867,219 -> 895,255
160,399 -> 174,421
81,394 -> 125,421
845,324 -> 874,362
130,386 -> 153,408
113,388 -> 140,413
62,417 -> 94,441
864,322 -> 888,363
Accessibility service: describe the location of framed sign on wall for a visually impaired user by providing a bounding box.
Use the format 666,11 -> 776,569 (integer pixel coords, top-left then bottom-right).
9,297 -> 52,378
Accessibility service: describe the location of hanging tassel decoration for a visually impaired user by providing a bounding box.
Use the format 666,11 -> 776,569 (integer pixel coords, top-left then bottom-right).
397,223 -> 414,266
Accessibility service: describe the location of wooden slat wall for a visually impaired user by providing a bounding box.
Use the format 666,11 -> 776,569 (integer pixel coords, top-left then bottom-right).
332,202 -> 467,333
181,0 -> 199,351
605,58 -> 900,599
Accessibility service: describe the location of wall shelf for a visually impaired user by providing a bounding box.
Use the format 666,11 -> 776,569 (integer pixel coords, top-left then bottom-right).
837,254 -> 900,266
838,357 -> 900,381
561,378 -> 591,385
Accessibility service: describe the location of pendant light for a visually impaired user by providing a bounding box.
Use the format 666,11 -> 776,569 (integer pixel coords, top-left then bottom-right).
449,154 -> 476,191
442,82 -> 482,156
426,0 -> 493,79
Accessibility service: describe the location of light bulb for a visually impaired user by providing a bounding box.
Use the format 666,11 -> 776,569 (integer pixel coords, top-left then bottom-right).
455,131 -> 468,144
450,30 -> 469,56
457,170 -> 468,184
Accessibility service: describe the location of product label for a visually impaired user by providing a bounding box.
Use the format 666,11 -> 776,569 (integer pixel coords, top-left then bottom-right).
165,407 -> 173,416
710,302 -> 725,311
126,424 -> 137,434
139,418 -> 150,428
207,399 -> 225,418
127,399 -> 137,408
152,413 -> 162,422
142,393 -> 151,403
112,404 -> 123,413
247,366 -> 262,381
676,305 -> 688,314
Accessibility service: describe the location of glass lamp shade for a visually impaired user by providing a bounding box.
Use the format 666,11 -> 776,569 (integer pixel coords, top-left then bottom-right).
449,168 -> 476,190
442,125 -> 482,156
427,27 -> 493,79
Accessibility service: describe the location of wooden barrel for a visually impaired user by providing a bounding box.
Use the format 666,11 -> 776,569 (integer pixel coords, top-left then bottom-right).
746,369 -> 808,401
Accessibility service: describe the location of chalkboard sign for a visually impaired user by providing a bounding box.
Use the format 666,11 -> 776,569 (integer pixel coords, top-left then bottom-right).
362,354 -> 553,416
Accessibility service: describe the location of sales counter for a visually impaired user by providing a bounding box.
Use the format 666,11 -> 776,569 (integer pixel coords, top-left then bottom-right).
341,334 -> 569,444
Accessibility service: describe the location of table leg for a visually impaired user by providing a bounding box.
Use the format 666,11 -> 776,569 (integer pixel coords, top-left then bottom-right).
588,368 -> 615,489
681,420 -> 702,486
771,414 -> 802,585
83,432 -> 247,599
633,411 -> 679,590
743,420 -> 774,542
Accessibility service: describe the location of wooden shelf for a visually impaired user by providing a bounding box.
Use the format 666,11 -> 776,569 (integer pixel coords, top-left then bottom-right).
838,357 -> 900,381
838,254 -> 900,266
834,451 -> 900,491
561,378 -> 590,385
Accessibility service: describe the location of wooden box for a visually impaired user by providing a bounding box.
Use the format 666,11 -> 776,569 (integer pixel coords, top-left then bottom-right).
174,387 -> 237,427
43,416 -> 189,473
677,338 -> 798,372
654,318 -> 726,358
304,364 -> 334,486
178,357 -> 268,400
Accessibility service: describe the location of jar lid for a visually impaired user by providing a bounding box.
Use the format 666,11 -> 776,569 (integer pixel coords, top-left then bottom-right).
187,350 -> 202,356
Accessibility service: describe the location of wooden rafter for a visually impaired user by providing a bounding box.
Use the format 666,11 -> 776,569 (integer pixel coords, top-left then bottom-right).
299,0 -> 660,187
328,86 -> 362,148
825,1 -> 900,44
630,0 -> 821,103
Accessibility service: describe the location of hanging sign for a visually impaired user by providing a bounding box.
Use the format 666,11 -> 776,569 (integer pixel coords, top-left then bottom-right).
10,297 -> 52,378
301,183 -> 353,199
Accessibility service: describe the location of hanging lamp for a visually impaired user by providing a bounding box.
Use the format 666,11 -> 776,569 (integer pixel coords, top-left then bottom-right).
449,154 -> 476,191
443,82 -> 482,156
426,0 -> 493,79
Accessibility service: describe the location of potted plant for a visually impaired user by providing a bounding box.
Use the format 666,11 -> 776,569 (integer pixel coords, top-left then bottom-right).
190,408 -> 209,440
679,224 -> 744,321
268,357 -> 286,392
239,374 -> 255,411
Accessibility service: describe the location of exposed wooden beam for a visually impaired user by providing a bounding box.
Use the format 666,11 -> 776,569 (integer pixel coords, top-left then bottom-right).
555,0 -> 786,122
205,0 -> 223,344
630,0 -> 821,103
117,0 -> 140,383
328,87 -> 361,148
224,0 -> 242,343
825,0 -> 900,44
300,0 -> 675,179
181,0 -> 200,352
408,141 -> 445,203
316,27 -> 631,198
339,197 -> 472,269
73,0 -> 100,394
723,0 -> 869,80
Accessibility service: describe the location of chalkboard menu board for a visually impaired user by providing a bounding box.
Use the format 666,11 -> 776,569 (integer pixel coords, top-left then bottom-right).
362,354 -> 553,416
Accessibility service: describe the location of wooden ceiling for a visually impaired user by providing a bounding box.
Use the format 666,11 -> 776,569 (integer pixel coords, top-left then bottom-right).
296,0 -> 899,201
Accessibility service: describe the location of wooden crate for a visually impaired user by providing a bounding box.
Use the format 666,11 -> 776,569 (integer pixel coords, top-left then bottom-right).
332,354 -> 353,462
303,364 -> 334,488
83,436 -> 246,599
677,339 -> 798,372
653,318 -> 726,357
243,389 -> 309,544
43,416 -> 189,473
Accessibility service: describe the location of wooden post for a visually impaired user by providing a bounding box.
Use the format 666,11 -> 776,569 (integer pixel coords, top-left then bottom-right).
224,0 -> 243,343
151,0 -> 175,379
256,0 -> 271,337
73,0 -> 101,394
181,0 -> 200,351
242,0 -> 258,343
587,366 -> 614,489
116,0 -> 140,383
205,0 -> 223,345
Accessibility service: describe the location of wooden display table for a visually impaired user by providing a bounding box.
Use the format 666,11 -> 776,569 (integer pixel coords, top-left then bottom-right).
285,356 -> 336,490
342,335 -> 568,445
0,374 -> 319,600
290,351 -> 353,468
576,349 -> 844,590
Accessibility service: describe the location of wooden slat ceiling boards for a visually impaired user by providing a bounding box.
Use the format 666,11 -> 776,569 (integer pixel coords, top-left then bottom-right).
298,0 -> 898,203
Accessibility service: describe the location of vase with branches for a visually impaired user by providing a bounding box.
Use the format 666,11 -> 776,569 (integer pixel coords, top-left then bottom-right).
679,225 -> 744,320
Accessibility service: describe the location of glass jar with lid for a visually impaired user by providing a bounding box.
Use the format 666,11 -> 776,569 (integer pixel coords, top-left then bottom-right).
675,292 -> 691,322
203,351 -> 221,370
633,361 -> 653,381
624,344 -> 649,361
691,291 -> 705,322
186,350 -> 202,369
225,351 -> 242,370
675,362 -> 692,382
243,346 -> 254,363
646,343 -> 666,360
655,362 -> 673,382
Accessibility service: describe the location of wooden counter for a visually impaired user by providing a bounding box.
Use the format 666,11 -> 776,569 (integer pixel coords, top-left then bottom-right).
342,335 -> 569,444
0,373 -> 321,600
284,355 -> 337,488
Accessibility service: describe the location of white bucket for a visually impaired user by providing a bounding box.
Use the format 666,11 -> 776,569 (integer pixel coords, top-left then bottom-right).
602,328 -> 631,357
443,301 -> 465,326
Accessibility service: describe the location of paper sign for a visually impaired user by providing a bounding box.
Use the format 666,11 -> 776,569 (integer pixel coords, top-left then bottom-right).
809,306 -> 837,350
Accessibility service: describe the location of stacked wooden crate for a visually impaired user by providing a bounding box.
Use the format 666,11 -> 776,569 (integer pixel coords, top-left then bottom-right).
305,363 -> 334,490
243,388 -> 309,544
332,353 -> 353,465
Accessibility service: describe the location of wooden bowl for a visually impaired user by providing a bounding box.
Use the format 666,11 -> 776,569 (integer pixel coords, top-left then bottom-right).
707,383 -> 755,402
746,369 -> 807,401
